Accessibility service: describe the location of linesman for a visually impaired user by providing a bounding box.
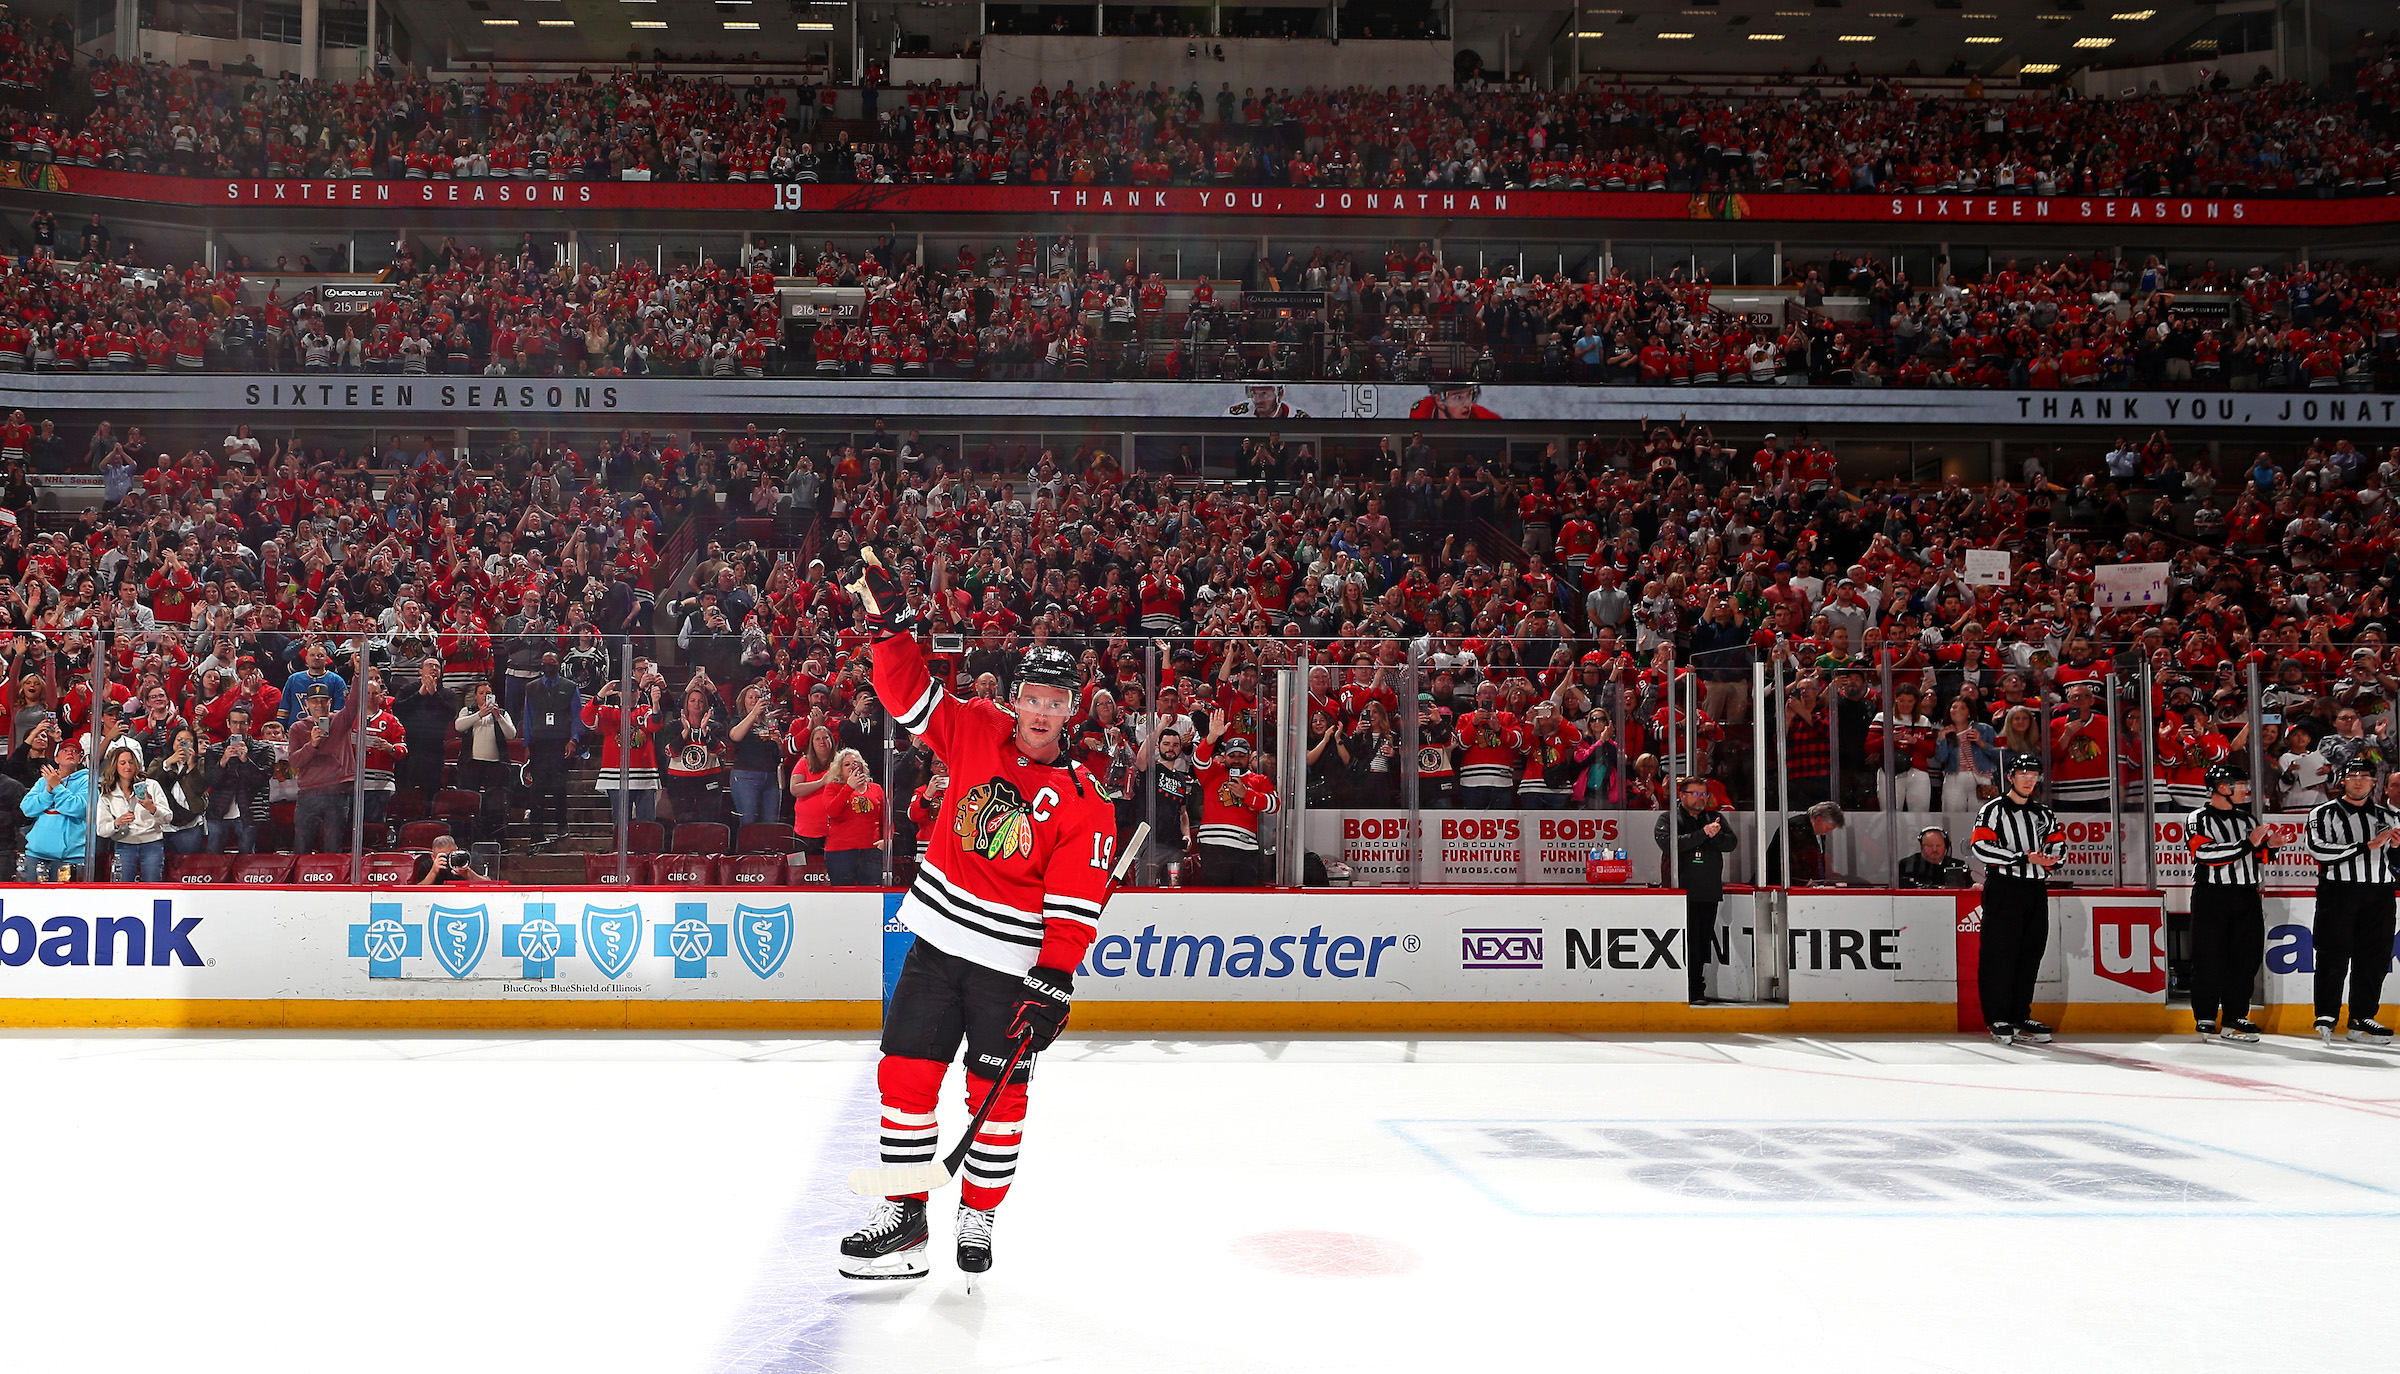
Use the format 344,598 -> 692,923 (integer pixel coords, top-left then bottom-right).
2186,763 -> 2272,1043
2302,757 -> 2398,1046
1968,752 -> 2066,1046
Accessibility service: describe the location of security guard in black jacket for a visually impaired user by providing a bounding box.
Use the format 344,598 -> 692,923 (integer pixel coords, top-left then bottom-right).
1656,776 -> 1740,1003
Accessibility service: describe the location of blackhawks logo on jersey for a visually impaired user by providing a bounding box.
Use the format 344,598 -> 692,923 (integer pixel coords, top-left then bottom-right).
954,777 -> 1037,861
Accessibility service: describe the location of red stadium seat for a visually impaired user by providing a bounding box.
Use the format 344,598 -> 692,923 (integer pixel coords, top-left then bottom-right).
736,823 -> 793,854
229,854 -> 296,885
672,823 -> 730,854
584,853 -> 651,886
384,792 -> 429,826
397,821 -> 451,850
789,853 -> 830,886
723,854 -> 787,886
652,853 -> 719,885
364,852 -> 425,885
431,789 -> 482,831
626,821 -> 666,853
168,853 -> 232,885
290,855 -> 359,886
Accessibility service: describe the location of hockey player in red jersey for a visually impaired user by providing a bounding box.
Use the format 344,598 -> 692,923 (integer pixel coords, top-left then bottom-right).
838,550 -> 1120,1284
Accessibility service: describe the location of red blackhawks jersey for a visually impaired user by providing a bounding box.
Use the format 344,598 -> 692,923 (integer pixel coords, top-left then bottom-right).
876,630 -> 1117,976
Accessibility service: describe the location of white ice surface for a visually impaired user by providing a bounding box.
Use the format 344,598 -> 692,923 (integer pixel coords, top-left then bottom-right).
3,1031 -> 2397,1373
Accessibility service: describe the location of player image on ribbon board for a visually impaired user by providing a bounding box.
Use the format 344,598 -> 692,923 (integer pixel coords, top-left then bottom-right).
1410,381 -> 1503,420
1225,384 -> 1307,418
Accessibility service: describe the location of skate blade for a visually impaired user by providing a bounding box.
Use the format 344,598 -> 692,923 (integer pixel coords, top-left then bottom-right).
838,1247 -> 930,1282
2345,1034 -> 2396,1049
2219,1032 -> 2261,1044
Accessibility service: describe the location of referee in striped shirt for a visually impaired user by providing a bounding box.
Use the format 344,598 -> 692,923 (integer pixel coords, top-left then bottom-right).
2187,763 -> 2272,1043
1969,752 -> 2067,1045
2302,757 -> 2399,1046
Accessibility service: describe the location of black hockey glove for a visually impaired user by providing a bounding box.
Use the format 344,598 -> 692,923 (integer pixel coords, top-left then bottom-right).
850,549 -> 919,638
1009,965 -> 1074,1053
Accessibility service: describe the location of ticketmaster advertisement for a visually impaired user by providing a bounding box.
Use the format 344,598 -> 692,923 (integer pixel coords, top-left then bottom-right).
1072,889 -> 1693,1001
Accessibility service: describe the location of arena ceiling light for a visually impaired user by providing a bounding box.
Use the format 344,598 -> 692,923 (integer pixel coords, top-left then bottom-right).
2071,35 -> 2113,47
630,19 -> 665,26
1573,30 -> 1610,38
1749,32 -> 1786,39
796,21 -> 834,29
1839,33 -> 1875,40
2021,61 -> 2060,71
481,17 -> 519,24
538,19 -> 575,26
2110,8 -> 2153,16
1656,31 -> 1696,38
725,20 -> 760,28
1965,35 -> 1999,42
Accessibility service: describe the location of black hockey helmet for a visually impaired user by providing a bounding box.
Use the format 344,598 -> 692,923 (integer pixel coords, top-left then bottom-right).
2205,763 -> 2245,788
1016,644 -> 1079,695
2003,751 -> 2044,776
2341,756 -> 2379,780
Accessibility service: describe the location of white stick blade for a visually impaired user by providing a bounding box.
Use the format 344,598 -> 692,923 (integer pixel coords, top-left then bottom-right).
1112,823 -> 1149,882
847,1161 -> 955,1197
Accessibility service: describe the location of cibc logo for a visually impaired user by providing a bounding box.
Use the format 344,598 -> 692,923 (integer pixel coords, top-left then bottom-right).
1463,926 -> 1543,970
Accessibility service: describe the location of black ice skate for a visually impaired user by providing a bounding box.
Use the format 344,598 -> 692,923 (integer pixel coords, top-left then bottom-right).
2195,1020 -> 2218,1040
1987,1022 -> 2014,1045
2013,1019 -> 2053,1044
2317,1015 -> 2338,1045
956,1202 -> 997,1284
2221,1019 -> 2262,1043
838,1197 -> 929,1281
2348,1018 -> 2394,1046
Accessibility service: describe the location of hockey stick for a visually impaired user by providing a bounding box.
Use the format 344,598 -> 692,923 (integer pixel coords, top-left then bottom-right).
847,821 -> 1151,1198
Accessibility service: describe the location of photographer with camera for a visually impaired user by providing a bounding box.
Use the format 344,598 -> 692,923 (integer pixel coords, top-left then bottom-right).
414,833 -> 495,885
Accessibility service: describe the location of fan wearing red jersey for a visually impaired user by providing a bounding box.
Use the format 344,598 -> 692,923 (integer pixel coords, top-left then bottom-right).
837,551 -> 1118,1286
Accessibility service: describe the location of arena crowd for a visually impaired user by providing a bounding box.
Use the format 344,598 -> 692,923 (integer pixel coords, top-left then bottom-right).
0,398 -> 2384,885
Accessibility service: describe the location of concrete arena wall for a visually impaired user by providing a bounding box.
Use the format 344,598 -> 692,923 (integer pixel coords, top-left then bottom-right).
0,884 -> 2328,1035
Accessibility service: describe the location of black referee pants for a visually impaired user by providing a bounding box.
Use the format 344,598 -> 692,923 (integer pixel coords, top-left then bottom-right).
2189,883 -> 2265,1025
1979,875 -> 2049,1028
2312,882 -> 2397,1024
